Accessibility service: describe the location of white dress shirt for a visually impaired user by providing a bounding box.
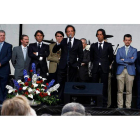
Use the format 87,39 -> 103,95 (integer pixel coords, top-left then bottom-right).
67,36 -> 74,47
98,41 -> 104,65
21,45 -> 27,60
35,42 -> 43,61
125,46 -> 130,56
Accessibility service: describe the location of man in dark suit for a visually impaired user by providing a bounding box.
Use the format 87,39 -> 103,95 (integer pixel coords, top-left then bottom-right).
90,29 -> 113,107
78,38 -> 90,82
53,25 -> 83,101
28,30 -> 49,79
12,35 -> 31,81
0,30 -> 12,104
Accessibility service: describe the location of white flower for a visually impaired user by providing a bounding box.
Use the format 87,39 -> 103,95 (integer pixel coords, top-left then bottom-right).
33,83 -> 38,88
16,93 -> 19,96
28,94 -> 33,99
37,76 -> 42,79
17,80 -> 22,83
28,88 -> 33,93
8,89 -> 14,94
24,75 -> 29,78
23,86 -> 28,90
42,78 -> 47,81
46,84 -> 60,93
41,84 -> 45,87
32,74 -> 38,84
36,90 -> 40,94
6,85 -> 13,90
47,91 -> 50,96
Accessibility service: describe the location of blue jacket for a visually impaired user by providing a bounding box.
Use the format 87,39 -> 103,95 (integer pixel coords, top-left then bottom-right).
0,42 -> 12,76
116,46 -> 137,75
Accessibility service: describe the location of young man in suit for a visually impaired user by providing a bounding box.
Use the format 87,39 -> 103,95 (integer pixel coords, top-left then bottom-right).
53,25 -> 83,102
0,30 -> 12,104
12,35 -> 31,81
116,34 -> 137,109
78,38 -> 90,82
47,31 -> 64,83
90,29 -> 113,107
28,30 -> 49,79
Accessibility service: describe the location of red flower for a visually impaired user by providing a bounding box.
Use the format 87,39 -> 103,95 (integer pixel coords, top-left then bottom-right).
27,78 -> 31,82
19,87 -> 22,91
40,80 -> 43,83
43,93 -> 48,97
39,92 -> 43,97
36,88 -> 40,91
31,84 -> 34,88
30,70 -> 33,73
25,82 -> 29,86
46,83 -> 49,86
44,87 -> 47,90
36,81 -> 41,84
19,84 -> 22,86
24,91 -> 29,95
15,90 -> 18,93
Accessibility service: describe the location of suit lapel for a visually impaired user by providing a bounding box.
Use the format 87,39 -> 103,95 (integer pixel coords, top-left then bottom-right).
19,45 -> 25,60
126,46 -> 132,58
122,46 -> 127,58
0,42 -> 5,56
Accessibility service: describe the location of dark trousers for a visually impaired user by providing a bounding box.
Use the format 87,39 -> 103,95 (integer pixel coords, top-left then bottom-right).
136,74 -> 140,109
0,75 -> 9,103
92,65 -> 109,107
36,64 -> 48,83
57,64 -> 78,103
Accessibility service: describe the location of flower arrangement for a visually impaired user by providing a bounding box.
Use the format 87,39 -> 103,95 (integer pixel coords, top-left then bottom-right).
6,63 -> 60,105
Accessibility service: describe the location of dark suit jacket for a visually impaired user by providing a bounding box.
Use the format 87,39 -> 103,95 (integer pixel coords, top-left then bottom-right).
90,42 -> 113,73
0,42 -> 12,76
79,49 -> 90,81
53,38 -> 83,69
11,46 -> 31,80
28,43 -> 49,73
136,51 -> 140,74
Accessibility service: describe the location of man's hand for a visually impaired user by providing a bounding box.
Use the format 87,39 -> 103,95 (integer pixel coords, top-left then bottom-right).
0,63 -> 1,67
33,52 -> 38,56
121,59 -> 124,61
131,57 -> 134,59
81,63 -> 85,66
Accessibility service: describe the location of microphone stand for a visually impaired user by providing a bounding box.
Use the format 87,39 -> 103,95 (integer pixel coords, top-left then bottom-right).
67,35 -> 71,82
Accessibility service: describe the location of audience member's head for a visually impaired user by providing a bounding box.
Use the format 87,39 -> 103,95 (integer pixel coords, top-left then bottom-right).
61,102 -> 85,116
62,111 -> 83,116
1,95 -> 36,116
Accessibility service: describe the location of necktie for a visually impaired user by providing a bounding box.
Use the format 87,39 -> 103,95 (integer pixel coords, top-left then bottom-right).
0,43 -> 2,52
99,43 -> 102,56
23,48 -> 27,60
125,47 -> 129,56
67,41 -> 71,64
38,43 -> 41,52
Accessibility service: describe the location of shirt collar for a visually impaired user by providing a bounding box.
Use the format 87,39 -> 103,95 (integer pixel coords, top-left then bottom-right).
37,41 -> 43,45
21,45 -> 27,49
125,46 -> 130,49
98,40 -> 104,44
0,42 -> 4,46
67,36 -> 75,43
83,48 -> 86,51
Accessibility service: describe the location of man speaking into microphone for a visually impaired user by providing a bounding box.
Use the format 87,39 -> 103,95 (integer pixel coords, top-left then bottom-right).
53,25 -> 83,102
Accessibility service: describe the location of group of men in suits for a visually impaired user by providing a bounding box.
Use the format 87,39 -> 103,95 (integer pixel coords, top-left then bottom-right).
0,25 -> 140,109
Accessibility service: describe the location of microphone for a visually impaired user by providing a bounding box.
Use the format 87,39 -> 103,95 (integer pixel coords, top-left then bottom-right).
69,35 -> 72,43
